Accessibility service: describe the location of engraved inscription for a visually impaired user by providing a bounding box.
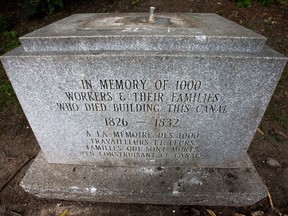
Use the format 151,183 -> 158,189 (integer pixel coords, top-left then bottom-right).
84,130 -> 200,160
55,77 -> 228,162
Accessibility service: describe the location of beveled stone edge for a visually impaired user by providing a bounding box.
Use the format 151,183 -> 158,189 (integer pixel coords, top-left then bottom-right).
20,152 -> 269,206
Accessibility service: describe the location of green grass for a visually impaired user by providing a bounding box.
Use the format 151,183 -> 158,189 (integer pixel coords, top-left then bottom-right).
0,30 -> 20,111
279,67 -> 288,83
237,0 -> 288,8
0,16 -> 9,34
0,71 -> 17,112
1,31 -> 20,54
265,108 -> 288,130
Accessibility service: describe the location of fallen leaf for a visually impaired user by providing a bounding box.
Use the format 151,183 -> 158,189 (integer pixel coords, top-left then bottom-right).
274,130 -> 287,139
268,192 -> 274,208
266,158 -> 281,167
233,213 -> 246,216
251,210 -> 264,216
60,209 -> 69,216
256,128 -> 265,135
206,209 -> 217,216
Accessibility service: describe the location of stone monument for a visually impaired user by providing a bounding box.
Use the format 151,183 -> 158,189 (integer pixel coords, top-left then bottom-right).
1,11 -> 287,206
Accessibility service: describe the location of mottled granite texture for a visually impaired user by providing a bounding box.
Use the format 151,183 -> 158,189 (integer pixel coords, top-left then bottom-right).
1,13 -> 287,206
20,152 -> 268,206
20,13 -> 266,53
2,46 -> 287,167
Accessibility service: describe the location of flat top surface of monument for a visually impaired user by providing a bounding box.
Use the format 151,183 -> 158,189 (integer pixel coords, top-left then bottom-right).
21,13 -> 262,37
19,13 -> 266,52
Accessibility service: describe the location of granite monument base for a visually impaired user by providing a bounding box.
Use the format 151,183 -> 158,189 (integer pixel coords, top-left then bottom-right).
21,152 -> 268,206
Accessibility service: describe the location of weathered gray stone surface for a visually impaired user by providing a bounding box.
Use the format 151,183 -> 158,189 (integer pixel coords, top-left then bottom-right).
21,152 -> 267,206
20,13 -> 266,53
2,46 -> 287,167
1,13 -> 287,206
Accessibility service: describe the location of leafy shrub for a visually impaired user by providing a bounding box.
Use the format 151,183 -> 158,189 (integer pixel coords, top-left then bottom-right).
1,31 -> 20,54
236,0 -> 284,7
47,0 -> 64,14
237,0 -> 253,7
0,79 -> 17,111
25,0 -> 64,18
0,16 -> 9,34
0,30 -> 19,110
260,0 -> 276,5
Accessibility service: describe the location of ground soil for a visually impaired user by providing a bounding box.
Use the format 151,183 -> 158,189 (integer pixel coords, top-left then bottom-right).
0,0 -> 287,215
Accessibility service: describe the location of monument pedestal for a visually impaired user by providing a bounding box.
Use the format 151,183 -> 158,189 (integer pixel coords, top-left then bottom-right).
21,152 -> 268,206
2,13 -> 287,206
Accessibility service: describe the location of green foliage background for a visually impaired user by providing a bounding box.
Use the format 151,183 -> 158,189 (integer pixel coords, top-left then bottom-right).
237,0 -> 287,7
25,0 -> 64,18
